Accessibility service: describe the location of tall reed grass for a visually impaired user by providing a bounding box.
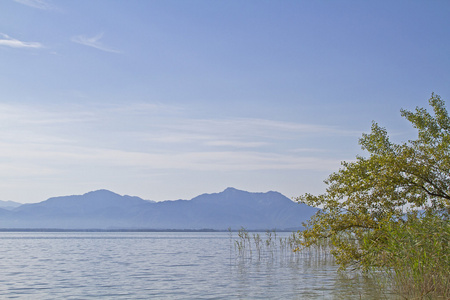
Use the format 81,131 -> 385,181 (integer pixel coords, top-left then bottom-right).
230,215 -> 449,300
230,227 -> 332,263
230,228 -> 387,298
363,212 -> 450,299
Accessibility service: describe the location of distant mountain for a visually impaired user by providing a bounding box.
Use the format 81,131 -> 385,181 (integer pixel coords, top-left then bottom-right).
0,188 -> 318,230
0,200 -> 22,210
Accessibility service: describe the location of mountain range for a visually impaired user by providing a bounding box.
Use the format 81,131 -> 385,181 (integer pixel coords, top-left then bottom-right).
0,200 -> 22,210
0,188 -> 318,230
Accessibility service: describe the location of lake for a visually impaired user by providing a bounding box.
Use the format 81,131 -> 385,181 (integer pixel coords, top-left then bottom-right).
0,232 -> 393,299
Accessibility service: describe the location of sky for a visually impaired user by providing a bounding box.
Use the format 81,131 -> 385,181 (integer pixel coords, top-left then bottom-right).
1,0 -> 450,203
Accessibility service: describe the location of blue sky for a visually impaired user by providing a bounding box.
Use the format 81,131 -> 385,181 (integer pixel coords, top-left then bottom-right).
1,0 -> 449,203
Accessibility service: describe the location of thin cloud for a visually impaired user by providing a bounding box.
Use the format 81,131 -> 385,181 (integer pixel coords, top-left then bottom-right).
0,141 -> 342,173
71,33 -> 121,54
0,33 -> 43,49
0,103 -> 94,127
167,118 -> 360,138
290,148 -> 329,153
0,102 -> 352,176
204,140 -> 268,148
13,0 -> 54,10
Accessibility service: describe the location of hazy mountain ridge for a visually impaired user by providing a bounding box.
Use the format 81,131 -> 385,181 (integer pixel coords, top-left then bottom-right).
0,188 -> 318,230
0,200 -> 22,210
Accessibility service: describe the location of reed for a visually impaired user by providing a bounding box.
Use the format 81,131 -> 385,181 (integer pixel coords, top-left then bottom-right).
231,228 -> 390,298
231,228 -> 333,263
361,211 -> 450,299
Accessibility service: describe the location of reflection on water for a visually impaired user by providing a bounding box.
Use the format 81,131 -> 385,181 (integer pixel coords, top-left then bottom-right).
0,232 -> 396,299
232,247 -> 392,299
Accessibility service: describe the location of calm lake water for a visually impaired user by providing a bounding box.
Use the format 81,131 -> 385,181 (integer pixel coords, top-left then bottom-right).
0,232 -> 393,299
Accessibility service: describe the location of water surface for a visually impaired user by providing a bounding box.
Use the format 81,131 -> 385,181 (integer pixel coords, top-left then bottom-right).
0,232 -> 391,299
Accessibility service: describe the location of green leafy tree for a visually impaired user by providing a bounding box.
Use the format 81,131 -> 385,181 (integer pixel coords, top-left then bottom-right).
295,93 -> 450,269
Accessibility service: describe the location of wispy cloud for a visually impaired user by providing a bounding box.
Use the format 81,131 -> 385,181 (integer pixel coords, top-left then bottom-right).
141,117 -> 359,152
0,33 -> 43,49
0,141 -> 342,173
204,140 -> 268,148
0,102 -> 354,179
71,33 -> 121,53
14,0 -> 54,10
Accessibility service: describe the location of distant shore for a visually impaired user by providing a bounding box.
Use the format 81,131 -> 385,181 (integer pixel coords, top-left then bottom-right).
0,228 -> 301,232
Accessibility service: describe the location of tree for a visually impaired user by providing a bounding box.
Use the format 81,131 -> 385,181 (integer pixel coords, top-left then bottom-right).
295,93 -> 450,269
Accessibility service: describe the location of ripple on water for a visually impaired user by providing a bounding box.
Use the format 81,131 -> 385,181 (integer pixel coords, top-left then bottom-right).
0,232 -> 390,299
